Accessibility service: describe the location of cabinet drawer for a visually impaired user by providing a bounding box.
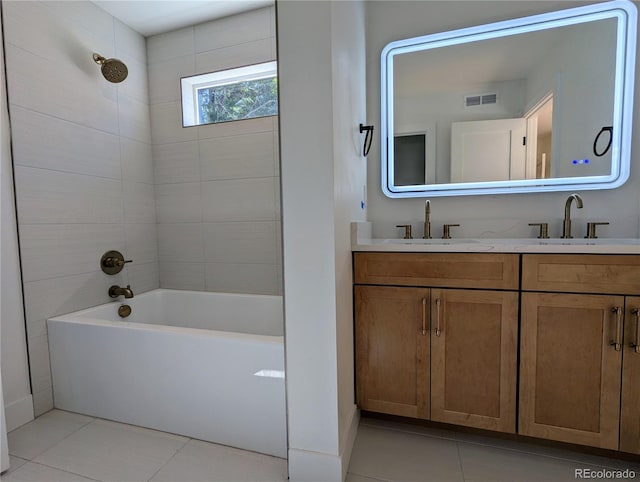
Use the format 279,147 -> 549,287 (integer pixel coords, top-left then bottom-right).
522,254 -> 640,295
354,252 -> 519,290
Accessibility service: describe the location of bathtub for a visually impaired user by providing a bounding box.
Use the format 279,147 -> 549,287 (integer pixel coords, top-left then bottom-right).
47,289 -> 286,458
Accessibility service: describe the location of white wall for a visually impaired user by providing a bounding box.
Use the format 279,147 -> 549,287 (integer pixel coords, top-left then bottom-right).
147,7 -> 281,295
0,17 -> 33,433
3,0 -> 158,416
366,1 -> 640,240
278,0 -> 366,479
331,1 -> 367,478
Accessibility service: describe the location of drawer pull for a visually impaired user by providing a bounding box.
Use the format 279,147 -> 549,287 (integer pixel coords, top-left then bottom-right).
631,308 -> 640,353
421,297 -> 427,336
610,307 -> 623,351
435,298 -> 442,337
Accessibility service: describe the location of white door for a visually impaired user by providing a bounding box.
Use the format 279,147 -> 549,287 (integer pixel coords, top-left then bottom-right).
451,118 -> 527,182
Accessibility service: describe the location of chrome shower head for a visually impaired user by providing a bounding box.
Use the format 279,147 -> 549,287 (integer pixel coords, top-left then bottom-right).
93,53 -> 128,83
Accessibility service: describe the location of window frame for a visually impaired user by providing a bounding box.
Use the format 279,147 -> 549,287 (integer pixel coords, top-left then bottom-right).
181,60 -> 278,127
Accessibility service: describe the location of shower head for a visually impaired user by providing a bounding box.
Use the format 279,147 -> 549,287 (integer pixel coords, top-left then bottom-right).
93,53 -> 128,83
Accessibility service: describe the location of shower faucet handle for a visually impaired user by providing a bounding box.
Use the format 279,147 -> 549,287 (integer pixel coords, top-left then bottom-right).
100,250 -> 132,275
442,224 -> 460,240
396,224 -> 413,239
529,223 -> 549,239
585,222 -> 609,239
104,257 -> 132,268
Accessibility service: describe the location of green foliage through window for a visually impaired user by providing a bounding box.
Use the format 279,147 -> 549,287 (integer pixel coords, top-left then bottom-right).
198,77 -> 278,124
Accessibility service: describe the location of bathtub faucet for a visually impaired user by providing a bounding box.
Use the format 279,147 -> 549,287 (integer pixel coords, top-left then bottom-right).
108,284 -> 134,299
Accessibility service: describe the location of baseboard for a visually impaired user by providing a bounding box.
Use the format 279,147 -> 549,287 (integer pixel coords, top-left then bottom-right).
5,395 -> 34,432
288,447 -> 342,482
339,406 -> 360,481
288,407 -> 360,482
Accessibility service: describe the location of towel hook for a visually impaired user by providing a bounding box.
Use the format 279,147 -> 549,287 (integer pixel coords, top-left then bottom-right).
359,123 -> 374,156
593,126 -> 613,157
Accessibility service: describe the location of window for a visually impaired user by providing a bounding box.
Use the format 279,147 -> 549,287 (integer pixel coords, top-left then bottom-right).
181,61 -> 278,127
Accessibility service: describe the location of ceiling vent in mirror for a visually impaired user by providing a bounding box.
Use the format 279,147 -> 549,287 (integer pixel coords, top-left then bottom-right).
464,93 -> 497,107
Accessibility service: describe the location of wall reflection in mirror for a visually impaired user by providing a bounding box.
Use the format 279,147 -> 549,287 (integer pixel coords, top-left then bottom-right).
381,1 -> 637,197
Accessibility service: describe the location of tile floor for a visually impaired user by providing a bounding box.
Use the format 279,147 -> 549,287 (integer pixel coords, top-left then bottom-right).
3,410 -> 640,482
2,410 -> 286,482
350,418 -> 640,482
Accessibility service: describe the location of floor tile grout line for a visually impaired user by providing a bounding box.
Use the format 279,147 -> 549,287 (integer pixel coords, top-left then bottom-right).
360,420 -> 640,472
457,442 -> 467,482
346,470 -> 395,482
359,421 -> 461,443
7,455 -> 28,463
9,411 -> 96,461
20,460 -> 102,482
145,436 -> 192,482
454,438 -> 640,473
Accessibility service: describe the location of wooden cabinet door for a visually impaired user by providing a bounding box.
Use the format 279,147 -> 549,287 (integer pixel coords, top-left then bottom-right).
430,289 -> 518,432
355,285 -> 430,418
520,293 -> 623,449
620,296 -> 640,454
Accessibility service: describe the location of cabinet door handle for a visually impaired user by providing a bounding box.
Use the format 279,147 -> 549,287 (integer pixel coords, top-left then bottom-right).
610,307 -> 623,351
631,308 -> 640,353
421,297 -> 427,336
435,298 -> 442,337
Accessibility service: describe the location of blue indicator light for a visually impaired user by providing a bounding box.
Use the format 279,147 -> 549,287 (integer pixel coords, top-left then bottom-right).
584,159 -> 590,164
572,160 -> 578,164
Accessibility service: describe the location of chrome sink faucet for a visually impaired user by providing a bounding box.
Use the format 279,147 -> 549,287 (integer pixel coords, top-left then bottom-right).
109,284 -> 134,299
562,193 -> 584,239
423,200 -> 431,239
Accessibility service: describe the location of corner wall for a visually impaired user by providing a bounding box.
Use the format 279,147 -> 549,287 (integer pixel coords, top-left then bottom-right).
278,1 -> 366,479
0,14 -> 33,432
3,0 -> 157,416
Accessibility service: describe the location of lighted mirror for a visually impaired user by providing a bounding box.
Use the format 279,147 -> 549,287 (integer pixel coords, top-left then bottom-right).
381,0 -> 637,198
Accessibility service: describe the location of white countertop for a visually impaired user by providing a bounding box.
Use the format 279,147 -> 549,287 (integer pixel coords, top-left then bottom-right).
351,222 -> 640,254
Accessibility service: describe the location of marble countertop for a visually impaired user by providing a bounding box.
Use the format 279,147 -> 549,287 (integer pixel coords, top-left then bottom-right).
351,222 -> 640,254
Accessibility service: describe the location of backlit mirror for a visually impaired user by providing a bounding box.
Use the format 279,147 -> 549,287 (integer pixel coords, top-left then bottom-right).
381,0 -> 637,198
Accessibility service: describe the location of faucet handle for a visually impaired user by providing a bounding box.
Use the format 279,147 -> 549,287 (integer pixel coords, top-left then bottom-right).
585,222 -> 609,239
396,224 -> 413,239
528,223 -> 549,239
442,224 -> 460,240
101,250 -> 132,275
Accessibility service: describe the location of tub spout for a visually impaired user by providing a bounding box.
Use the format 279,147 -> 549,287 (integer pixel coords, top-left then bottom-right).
109,284 -> 134,299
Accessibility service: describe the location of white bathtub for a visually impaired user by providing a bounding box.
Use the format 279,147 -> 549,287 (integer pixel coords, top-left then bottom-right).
47,289 -> 286,458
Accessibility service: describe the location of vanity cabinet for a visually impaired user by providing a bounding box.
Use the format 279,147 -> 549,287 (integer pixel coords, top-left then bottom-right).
355,285 -> 430,419
519,292 -> 623,449
430,288 -> 518,433
520,255 -> 640,453
354,253 -> 519,433
354,250 -> 640,453
620,296 -> 640,454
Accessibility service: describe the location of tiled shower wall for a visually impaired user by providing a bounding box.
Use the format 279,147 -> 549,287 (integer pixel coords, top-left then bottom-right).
3,1 -> 158,416
147,7 -> 282,295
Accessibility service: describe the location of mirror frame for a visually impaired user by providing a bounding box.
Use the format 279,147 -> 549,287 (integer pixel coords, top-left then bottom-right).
381,0 -> 637,198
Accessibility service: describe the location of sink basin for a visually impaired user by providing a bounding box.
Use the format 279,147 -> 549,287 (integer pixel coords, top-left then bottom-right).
499,238 -> 640,246
351,223 -> 640,254
382,238 -> 481,245
379,237 -> 640,246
